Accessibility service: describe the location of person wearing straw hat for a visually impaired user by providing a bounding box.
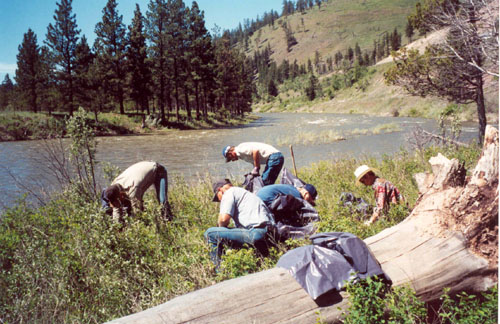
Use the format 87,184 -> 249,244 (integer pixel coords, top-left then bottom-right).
354,165 -> 404,226
204,179 -> 275,269
222,142 -> 284,186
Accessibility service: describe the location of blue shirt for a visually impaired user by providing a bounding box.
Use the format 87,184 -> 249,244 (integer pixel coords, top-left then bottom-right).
256,184 -> 302,206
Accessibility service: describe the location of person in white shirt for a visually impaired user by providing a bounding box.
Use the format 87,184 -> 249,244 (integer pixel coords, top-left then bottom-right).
222,142 -> 284,185
204,179 -> 275,268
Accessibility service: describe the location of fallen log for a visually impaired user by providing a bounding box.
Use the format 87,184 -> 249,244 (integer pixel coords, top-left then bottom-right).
107,126 -> 498,324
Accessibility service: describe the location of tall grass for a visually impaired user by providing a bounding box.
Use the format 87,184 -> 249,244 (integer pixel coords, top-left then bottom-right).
0,144 -> 485,323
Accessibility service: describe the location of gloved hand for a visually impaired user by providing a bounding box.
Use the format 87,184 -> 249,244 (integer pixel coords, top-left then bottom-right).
251,166 -> 260,176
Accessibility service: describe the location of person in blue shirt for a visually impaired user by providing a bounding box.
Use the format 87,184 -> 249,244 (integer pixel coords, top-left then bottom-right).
257,183 -> 317,207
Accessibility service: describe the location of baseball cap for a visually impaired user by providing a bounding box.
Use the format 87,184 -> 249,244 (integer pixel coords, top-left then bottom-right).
212,178 -> 231,202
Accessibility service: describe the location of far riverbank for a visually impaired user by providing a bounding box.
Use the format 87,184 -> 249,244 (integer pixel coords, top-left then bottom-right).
0,111 -> 258,142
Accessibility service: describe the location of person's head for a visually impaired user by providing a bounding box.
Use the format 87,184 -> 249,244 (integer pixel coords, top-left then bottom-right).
222,145 -> 237,162
212,179 -> 233,202
299,184 -> 318,206
102,184 -> 126,208
354,165 -> 377,186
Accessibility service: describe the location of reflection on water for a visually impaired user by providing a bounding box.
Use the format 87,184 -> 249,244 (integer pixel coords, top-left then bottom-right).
0,113 -> 480,208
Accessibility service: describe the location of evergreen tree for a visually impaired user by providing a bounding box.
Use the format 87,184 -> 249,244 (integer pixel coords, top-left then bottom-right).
94,0 -> 128,114
187,1 -> 215,119
0,74 -> 14,110
391,28 -> 402,51
74,36 -> 95,115
127,4 -> 151,114
268,78 -> 278,98
45,0 -> 80,114
38,46 -> 58,114
405,20 -> 414,43
354,43 -> 362,60
166,0 -> 189,121
146,0 -> 171,123
305,74 -> 318,100
15,29 -> 42,112
347,46 -> 354,62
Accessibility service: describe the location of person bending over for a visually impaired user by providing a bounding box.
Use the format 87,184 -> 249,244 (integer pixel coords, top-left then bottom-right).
222,142 -> 284,185
101,161 -> 172,222
204,179 -> 275,268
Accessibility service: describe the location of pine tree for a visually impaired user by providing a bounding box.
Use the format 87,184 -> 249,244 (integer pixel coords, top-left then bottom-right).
74,36 -> 95,115
305,74 -> 318,100
405,20 -> 414,43
166,0 -> 189,121
391,28 -> 402,51
38,46 -> 60,114
127,4 -> 151,114
94,0 -> 128,114
347,46 -> 354,62
187,1 -> 214,119
15,29 -> 42,112
146,0 -> 171,123
268,79 -> 278,97
45,0 -> 80,114
0,74 -> 14,110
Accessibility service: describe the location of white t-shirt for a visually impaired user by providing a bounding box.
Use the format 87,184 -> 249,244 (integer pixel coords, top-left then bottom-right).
234,142 -> 279,165
219,187 -> 274,229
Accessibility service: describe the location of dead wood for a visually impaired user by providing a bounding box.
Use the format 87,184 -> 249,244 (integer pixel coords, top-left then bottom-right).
107,126 -> 498,324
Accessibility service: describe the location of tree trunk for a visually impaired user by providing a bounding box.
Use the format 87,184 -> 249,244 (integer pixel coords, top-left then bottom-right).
107,126 -> 498,324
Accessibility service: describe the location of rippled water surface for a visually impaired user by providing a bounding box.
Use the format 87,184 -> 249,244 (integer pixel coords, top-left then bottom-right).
0,113 -> 479,208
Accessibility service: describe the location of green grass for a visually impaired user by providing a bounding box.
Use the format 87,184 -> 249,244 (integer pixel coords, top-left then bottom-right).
0,111 -> 258,141
0,144 -> 484,323
242,0 -> 417,66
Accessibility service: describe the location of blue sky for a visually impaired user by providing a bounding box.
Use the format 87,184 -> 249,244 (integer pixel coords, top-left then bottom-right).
0,0 -> 283,82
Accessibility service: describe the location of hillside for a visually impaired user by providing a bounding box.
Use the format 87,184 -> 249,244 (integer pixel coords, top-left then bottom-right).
241,0 -> 417,65
247,0 -> 499,125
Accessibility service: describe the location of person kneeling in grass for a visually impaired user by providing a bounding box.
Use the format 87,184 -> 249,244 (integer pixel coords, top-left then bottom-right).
204,179 -> 275,269
354,165 -> 404,226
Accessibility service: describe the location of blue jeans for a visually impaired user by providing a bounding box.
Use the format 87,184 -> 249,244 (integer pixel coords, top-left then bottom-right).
154,165 -> 172,220
262,152 -> 284,186
204,227 -> 268,267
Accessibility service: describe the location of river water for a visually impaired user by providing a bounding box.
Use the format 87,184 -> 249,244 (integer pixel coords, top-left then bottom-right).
0,113 -> 479,209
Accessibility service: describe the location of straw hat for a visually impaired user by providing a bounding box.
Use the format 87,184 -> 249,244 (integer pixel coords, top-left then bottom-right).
354,165 -> 376,184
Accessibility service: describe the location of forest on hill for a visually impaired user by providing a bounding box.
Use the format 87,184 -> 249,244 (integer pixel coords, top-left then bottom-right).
234,0 -> 498,143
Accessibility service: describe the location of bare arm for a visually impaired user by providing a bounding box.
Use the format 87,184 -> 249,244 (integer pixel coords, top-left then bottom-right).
218,213 -> 231,227
252,150 -> 260,168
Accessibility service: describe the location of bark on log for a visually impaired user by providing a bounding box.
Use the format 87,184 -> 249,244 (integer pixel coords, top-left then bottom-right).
107,126 -> 498,324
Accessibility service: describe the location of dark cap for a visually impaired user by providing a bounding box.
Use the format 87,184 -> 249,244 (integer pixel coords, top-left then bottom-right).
303,184 -> 317,200
212,179 -> 231,202
102,184 -> 122,203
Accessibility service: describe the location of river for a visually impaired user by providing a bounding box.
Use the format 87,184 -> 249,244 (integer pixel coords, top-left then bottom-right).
0,113 -> 479,209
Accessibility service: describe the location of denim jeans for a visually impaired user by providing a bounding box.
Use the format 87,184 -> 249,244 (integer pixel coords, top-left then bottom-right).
154,165 -> 172,219
204,226 -> 268,267
262,152 -> 284,185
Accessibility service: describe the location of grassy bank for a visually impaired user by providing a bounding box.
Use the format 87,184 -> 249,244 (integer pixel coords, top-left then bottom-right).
1,142 -> 496,323
0,111 -> 258,141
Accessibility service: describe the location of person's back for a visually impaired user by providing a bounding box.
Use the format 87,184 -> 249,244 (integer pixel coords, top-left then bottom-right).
256,184 -> 302,206
220,186 -> 274,229
112,161 -> 158,202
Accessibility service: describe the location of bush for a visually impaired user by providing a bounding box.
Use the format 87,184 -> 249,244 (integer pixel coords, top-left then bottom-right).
0,145 -> 486,322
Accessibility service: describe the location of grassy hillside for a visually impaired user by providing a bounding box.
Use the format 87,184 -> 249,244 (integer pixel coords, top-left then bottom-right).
245,0 -> 499,124
242,0 -> 417,65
